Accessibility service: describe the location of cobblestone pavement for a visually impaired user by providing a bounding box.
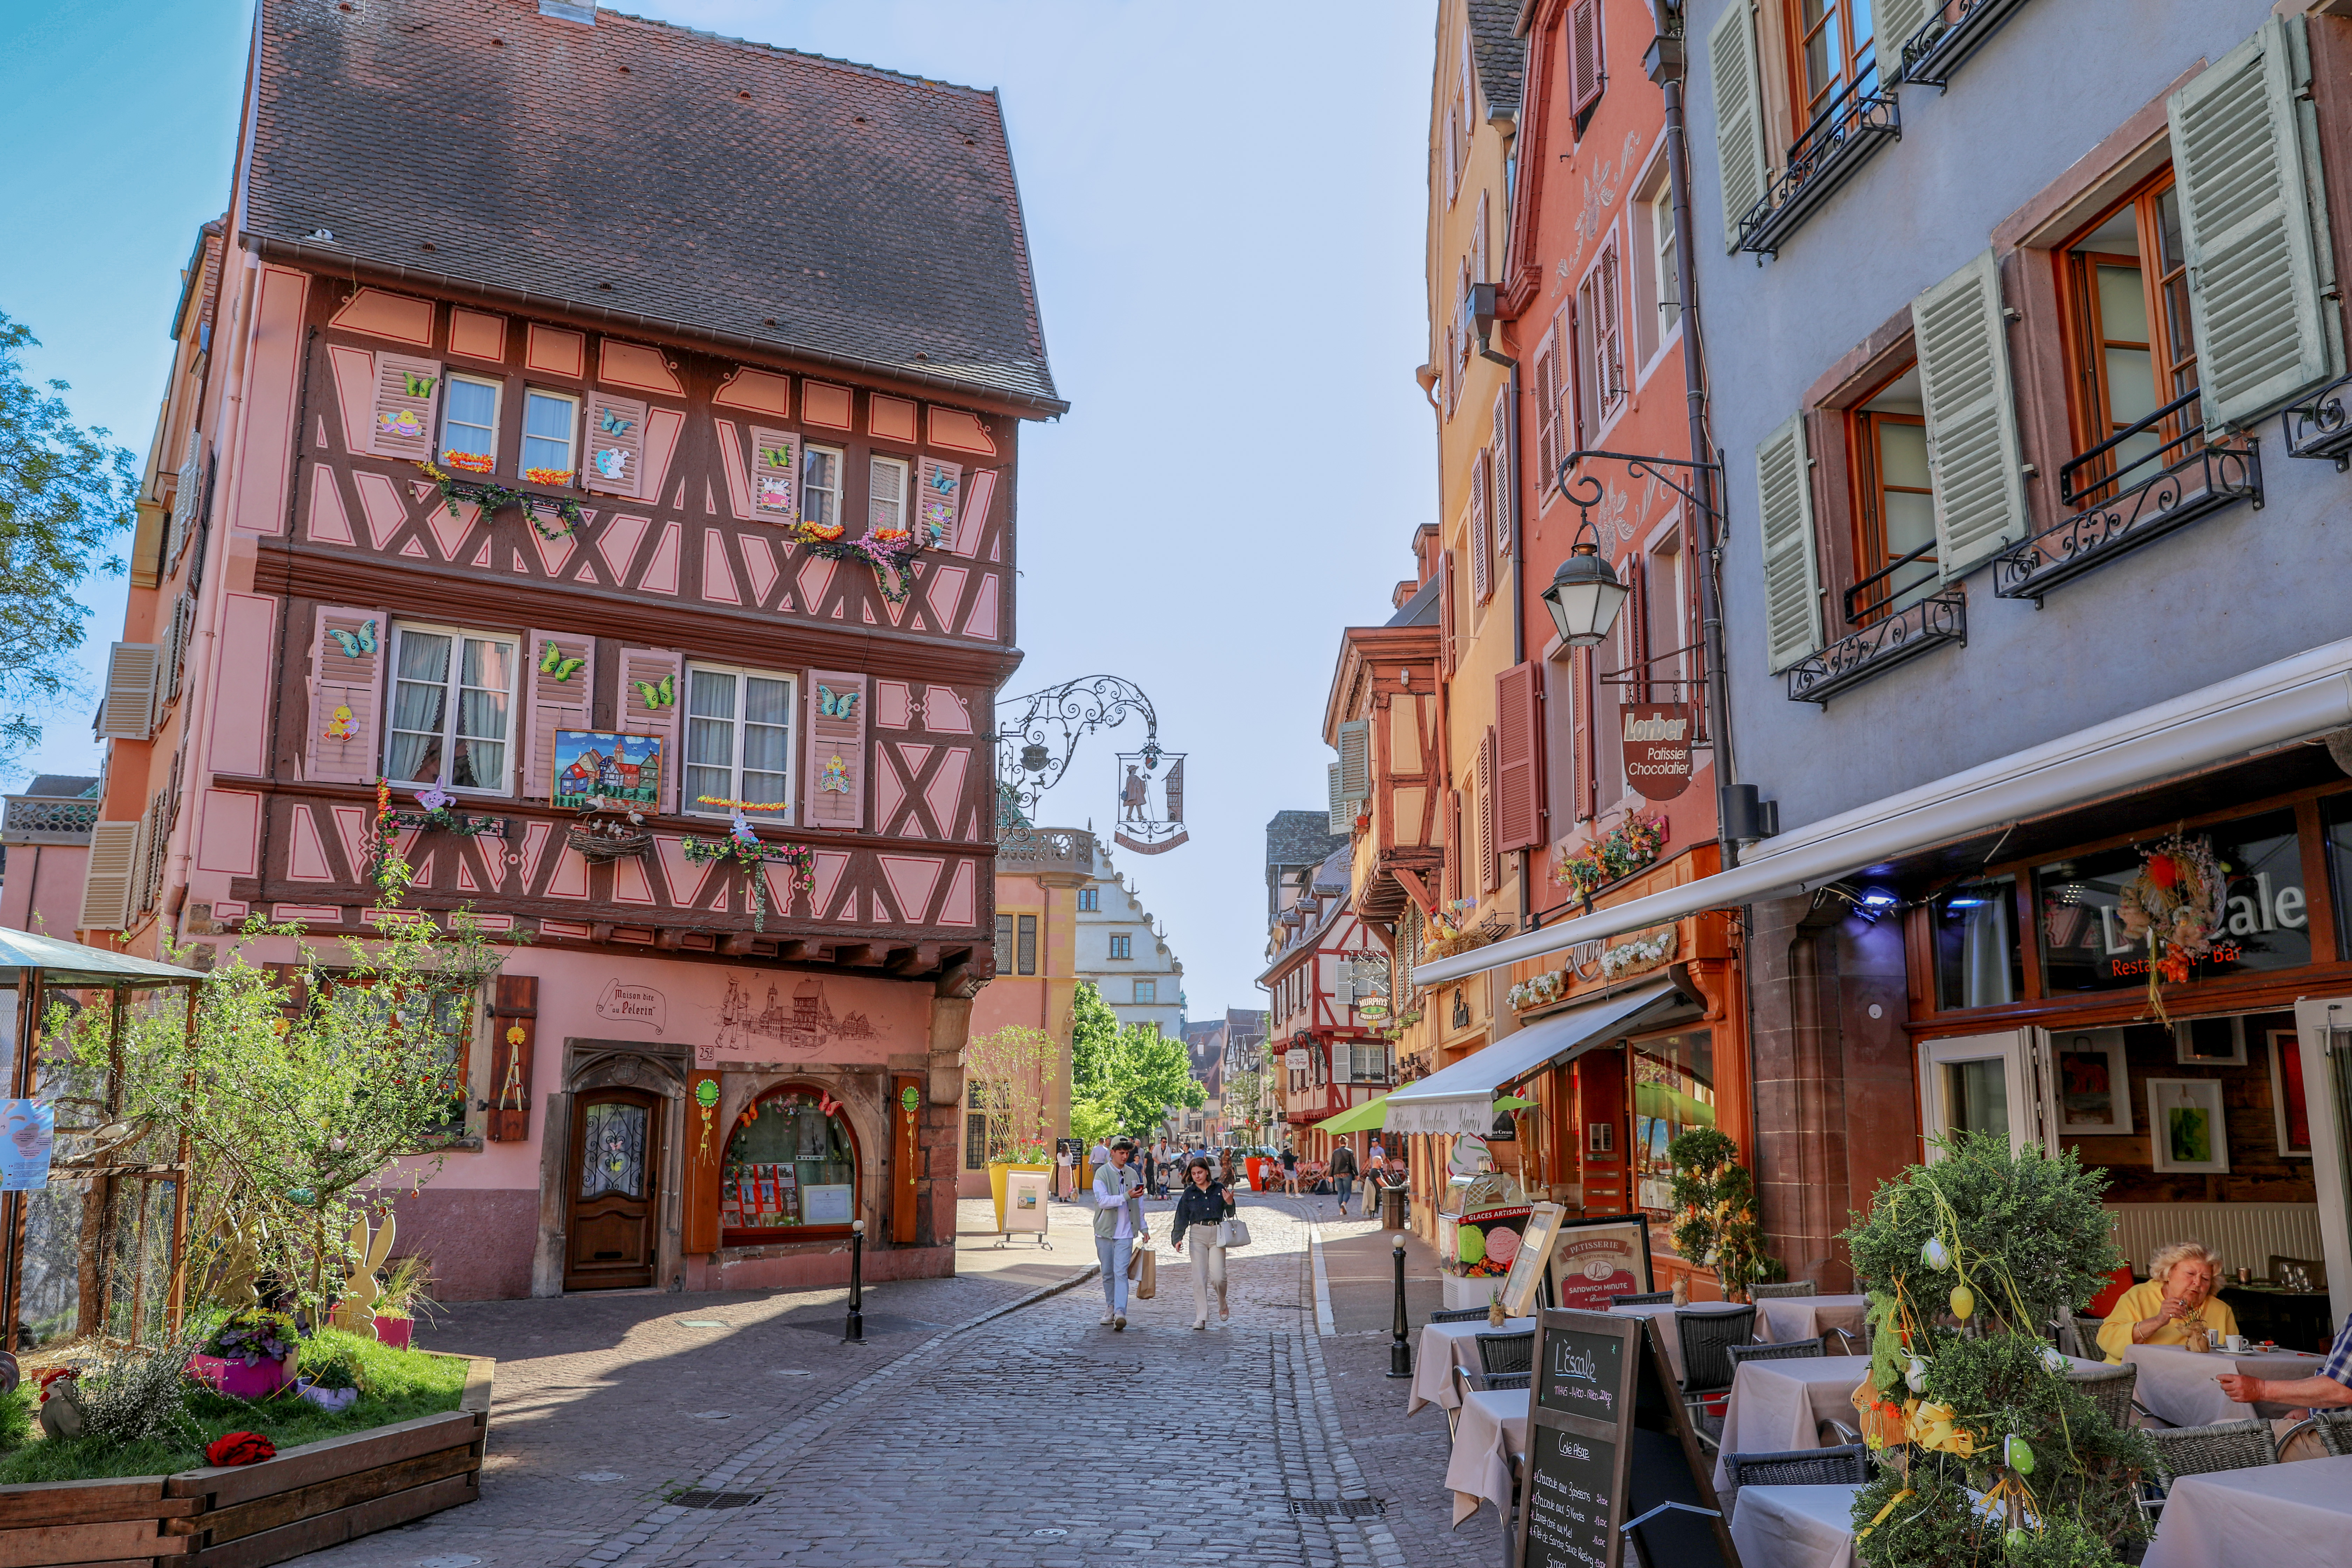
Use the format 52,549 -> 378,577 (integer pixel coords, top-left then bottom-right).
296,1195 -> 1490,1568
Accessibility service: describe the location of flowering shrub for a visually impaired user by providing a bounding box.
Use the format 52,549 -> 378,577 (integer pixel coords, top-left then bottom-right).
438,450 -> 494,474
1553,814 -> 1668,898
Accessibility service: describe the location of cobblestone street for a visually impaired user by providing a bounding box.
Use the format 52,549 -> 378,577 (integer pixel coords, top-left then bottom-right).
291,1196 -> 1490,1568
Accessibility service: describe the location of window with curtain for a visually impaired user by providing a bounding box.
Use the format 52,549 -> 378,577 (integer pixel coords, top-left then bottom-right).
868,456 -> 907,535
521,390 -> 577,481
1848,362 -> 1938,621
684,664 -> 794,818
1932,877 -> 2021,1010
802,446 -> 842,531
386,625 -> 516,791
2058,173 -> 2197,501
720,1085 -> 859,1239
440,377 -> 499,468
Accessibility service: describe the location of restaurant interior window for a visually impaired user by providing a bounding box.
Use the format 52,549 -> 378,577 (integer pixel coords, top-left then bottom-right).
1784,0 -> 1875,130
720,1085 -> 858,1239
2323,792 -> 2352,960
1932,875 -> 2021,1010
2037,809 -> 2309,994
2058,173 -> 2197,500
1631,1029 -> 1714,1217
1848,364 -> 1937,620
385,624 -> 515,792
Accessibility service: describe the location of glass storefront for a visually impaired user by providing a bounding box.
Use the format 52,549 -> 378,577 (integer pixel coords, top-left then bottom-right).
1631,1029 -> 1715,1217
2036,808 -> 2310,994
721,1086 -> 859,1240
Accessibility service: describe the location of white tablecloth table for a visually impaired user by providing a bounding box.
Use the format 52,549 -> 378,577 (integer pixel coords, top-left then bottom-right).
1610,1299 -> 1752,1384
2144,1453 -> 2352,1568
1445,1387 -> 1530,1526
2123,1343 -> 2329,1427
1710,1356 -> 1874,1490
1756,1294 -> 1870,1353
1406,1316 -> 1537,1415
1729,1484 -> 1863,1568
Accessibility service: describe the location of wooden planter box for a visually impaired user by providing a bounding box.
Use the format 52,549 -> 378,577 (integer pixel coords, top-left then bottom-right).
0,1355 -> 493,1568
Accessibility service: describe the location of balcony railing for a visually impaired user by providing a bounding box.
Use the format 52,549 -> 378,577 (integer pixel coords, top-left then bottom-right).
1786,589 -> 1966,705
2282,372 -> 2352,470
1994,390 -> 2261,604
1898,0 -> 2038,90
2,795 -> 100,844
1738,72 -> 1900,257
996,825 -> 1098,875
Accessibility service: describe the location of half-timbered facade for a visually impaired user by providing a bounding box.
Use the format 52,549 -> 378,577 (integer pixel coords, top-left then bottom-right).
67,0 -> 1061,1298
1259,848 -> 1392,1158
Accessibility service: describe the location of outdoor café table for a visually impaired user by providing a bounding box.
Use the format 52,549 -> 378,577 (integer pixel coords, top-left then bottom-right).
1755,1293 -> 1871,1354
1445,1386 -> 1530,1526
2143,1452 -> 2352,1568
1710,1355 -> 1875,1491
1407,1315 -> 1538,1415
2123,1343 -> 2331,1427
1609,1298 -> 1751,1384
1728,1483 -> 1864,1568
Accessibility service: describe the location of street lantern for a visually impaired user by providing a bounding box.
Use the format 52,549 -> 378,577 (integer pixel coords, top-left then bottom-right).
1542,483 -> 1631,648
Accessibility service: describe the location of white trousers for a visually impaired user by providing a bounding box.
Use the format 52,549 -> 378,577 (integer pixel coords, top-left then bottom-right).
1188,1230 -> 1227,1322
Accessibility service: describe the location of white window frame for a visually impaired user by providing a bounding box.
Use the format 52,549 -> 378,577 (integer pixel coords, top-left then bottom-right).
384,621 -> 520,797
1917,1030 -> 2040,1157
682,660 -> 799,821
802,443 -> 844,532
867,454 -> 909,536
520,388 -> 579,482
1631,150 -> 1683,384
440,374 -> 502,469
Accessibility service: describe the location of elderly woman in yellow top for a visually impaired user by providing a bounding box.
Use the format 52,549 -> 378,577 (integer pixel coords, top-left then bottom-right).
2097,1240 -> 2239,1363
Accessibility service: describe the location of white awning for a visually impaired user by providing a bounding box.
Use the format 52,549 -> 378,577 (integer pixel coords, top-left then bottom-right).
1385,981 -> 1680,1136
1414,636 -> 2352,988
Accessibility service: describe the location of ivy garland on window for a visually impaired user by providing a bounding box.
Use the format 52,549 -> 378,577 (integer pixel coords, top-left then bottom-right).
417,460 -> 587,541
680,825 -> 817,931
791,514 -> 948,604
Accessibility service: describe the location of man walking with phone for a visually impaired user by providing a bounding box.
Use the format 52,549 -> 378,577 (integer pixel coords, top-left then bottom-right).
1093,1137 -> 1148,1329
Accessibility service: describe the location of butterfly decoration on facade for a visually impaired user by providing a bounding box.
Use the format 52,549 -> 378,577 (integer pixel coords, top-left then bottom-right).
632,673 -> 676,710
927,465 -> 957,496
817,1090 -> 843,1120
323,703 -> 359,742
815,685 -> 859,721
818,753 -> 851,794
327,620 -> 378,658
597,406 -> 637,436
538,640 -> 586,682
401,371 -> 438,399
592,447 -> 631,480
759,445 -> 793,471
415,778 -> 454,813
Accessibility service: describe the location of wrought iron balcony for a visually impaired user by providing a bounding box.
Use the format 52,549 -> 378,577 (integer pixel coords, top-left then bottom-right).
1786,558 -> 1966,706
1898,0 -> 2039,90
1994,390 -> 2261,604
2282,373 -> 2352,470
1738,74 -> 1900,257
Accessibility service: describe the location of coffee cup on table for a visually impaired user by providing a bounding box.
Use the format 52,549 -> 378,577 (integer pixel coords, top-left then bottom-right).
2224,1334 -> 2248,1353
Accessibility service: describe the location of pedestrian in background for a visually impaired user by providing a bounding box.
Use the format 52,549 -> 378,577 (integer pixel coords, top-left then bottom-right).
1169,1157 -> 1234,1328
1329,1140 -> 1358,1217
1140,1143 -> 1158,1200
1280,1143 -> 1299,1195
1092,1137 -> 1148,1329
1368,1135 -> 1386,1168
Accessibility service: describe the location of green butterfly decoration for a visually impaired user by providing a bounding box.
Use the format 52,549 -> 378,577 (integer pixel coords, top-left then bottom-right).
327,619 -> 378,658
759,446 -> 792,470
597,406 -> 637,437
816,685 -> 859,721
402,371 -> 437,399
539,639 -> 586,683
633,673 -> 676,710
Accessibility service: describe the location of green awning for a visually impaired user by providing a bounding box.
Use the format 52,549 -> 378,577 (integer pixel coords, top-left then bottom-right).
1312,1095 -> 1390,1135
0,927 -> 207,986
1633,1080 -> 1715,1127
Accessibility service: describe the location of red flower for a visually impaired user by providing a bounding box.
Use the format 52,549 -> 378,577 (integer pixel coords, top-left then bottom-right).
2146,853 -> 2179,890
206,1430 -> 277,1467
36,1367 -> 79,1402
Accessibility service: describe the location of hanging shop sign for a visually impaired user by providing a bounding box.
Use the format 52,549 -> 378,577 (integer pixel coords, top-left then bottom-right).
1113,750 -> 1189,855
1619,704 -> 1693,801
1284,1047 -> 1310,1072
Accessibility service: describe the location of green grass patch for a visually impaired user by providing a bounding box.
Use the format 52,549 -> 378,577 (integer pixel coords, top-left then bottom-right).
0,1329 -> 468,1484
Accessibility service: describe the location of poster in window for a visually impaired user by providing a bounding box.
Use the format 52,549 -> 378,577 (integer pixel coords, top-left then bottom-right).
1546,1213 -> 1653,1314
2052,1029 -> 2132,1136
2268,1030 -> 2310,1157
804,1183 -> 854,1224
553,730 -> 664,810
1,1100 -> 55,1191
2147,1078 -> 2230,1174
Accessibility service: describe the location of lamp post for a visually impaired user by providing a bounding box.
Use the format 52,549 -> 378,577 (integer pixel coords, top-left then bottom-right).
846,1218 -> 865,1343
1387,1233 -> 1413,1379
1540,481 -> 1633,650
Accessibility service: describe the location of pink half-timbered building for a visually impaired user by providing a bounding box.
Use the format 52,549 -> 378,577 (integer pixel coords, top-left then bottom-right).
58,0 -> 1062,1298
1260,846 -> 1393,1163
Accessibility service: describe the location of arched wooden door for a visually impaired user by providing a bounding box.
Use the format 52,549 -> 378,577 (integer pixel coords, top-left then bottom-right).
565,1088 -> 663,1290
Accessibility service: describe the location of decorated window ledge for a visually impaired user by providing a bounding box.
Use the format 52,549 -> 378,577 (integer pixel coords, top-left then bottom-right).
1553,813 -> 1669,901
419,459 -> 587,541
1506,924 -> 1682,1012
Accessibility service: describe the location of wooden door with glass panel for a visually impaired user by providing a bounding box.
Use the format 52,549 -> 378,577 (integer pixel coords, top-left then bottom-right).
566,1088 -> 663,1290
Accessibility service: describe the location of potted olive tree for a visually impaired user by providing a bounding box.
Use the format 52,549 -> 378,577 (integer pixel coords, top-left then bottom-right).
964,1024 -> 1058,1232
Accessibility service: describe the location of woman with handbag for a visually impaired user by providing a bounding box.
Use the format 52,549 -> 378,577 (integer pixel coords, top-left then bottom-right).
1169,1157 -> 1237,1329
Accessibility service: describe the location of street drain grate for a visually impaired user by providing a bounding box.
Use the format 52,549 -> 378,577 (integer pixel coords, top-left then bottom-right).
1288,1499 -> 1387,1517
669,1490 -> 764,1510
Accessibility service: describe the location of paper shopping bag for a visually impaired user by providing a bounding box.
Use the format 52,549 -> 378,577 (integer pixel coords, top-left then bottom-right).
1131,1245 -> 1156,1299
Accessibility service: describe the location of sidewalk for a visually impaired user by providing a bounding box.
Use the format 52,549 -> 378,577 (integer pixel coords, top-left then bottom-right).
1312,1212 -> 1445,1334
951,1192 -> 1099,1294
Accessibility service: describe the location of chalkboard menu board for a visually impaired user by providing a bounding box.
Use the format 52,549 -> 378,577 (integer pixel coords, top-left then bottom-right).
1515,1309 -> 1733,1568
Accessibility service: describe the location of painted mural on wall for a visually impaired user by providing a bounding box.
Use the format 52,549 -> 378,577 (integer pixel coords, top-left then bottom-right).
696,973 -> 904,1068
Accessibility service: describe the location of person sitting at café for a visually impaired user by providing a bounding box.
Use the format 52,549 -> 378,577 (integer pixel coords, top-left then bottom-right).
2216,1309 -> 2352,1416
2096,1240 -> 2240,1364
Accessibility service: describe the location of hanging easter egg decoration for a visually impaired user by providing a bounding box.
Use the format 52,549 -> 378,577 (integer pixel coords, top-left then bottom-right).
2040,1344 -> 2070,1374
1905,1356 -> 1928,1393
1921,1236 -> 1951,1271
2004,1433 -> 2035,1474
1950,1283 -> 1975,1320
2005,1528 -> 2032,1556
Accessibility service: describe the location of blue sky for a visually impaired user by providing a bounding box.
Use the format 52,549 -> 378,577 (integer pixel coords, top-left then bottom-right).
1,0 -> 1438,1018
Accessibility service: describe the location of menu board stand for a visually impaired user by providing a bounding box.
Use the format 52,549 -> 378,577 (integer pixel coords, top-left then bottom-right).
1514,1308 -> 1734,1568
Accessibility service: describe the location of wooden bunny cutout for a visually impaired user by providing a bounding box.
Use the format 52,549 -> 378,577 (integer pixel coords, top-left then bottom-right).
332,1212 -> 398,1330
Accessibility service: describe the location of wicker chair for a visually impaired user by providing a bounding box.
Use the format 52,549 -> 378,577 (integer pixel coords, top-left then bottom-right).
1727,1336 -> 1825,1369
1676,1306 -> 1758,1452
2070,1362 -> 2141,1430
1726,1444 -> 1870,1488
2277,1408 -> 2352,1458
1478,1371 -> 1532,1392
2056,1312 -> 2108,1361
2139,1418 -> 2275,1525
1429,1306 -> 1493,1324
1748,1281 -> 1819,1300
1476,1330 -> 1536,1381
1612,1291 -> 1674,1307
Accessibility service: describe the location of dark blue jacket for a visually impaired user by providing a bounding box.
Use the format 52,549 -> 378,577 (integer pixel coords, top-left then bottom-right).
1170,1181 -> 1234,1247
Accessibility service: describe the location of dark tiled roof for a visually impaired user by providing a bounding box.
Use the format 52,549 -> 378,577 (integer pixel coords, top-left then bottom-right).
1466,0 -> 1525,114
22,776 -> 100,799
1386,574 -> 1440,628
1266,810 -> 1345,870
1310,846 -> 1351,897
243,0 -> 1061,411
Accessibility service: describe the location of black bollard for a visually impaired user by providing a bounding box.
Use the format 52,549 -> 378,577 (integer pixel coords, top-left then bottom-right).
1387,1233 -> 1413,1378
846,1218 -> 865,1343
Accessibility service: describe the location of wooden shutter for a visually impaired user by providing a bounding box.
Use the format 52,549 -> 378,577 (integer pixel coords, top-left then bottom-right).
1473,189 -> 1490,285
1495,662 -> 1542,852
1328,762 -> 1351,835
583,391 -> 650,497
1446,788 -> 1464,903
1598,245 -> 1625,413
79,820 -> 139,932
806,669 -> 868,831
1755,413 -> 1825,673
1914,251 -> 2029,577
1533,325 -> 1561,495
2170,16 -> 2337,429
99,642 -> 159,740
306,608 -> 387,784
488,976 -> 538,1144
916,456 -> 964,547
1574,649 -> 1597,823
618,647 -> 685,813
1570,0 -> 1605,115
1878,0 -> 1931,78
1476,729 -> 1498,894
369,352 -> 442,462
1438,550 -> 1457,676
749,426 -> 802,524
525,629 -> 595,800
167,427 -> 202,572
1469,450 -> 1493,602
1708,0 -> 1769,253
1338,718 -> 1371,801
1490,384 -> 1516,567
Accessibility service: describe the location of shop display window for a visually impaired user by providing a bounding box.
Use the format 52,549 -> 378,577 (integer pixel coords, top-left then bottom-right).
1931,876 -> 2021,1010
721,1085 -> 858,1241
1630,1029 -> 1715,1218
2036,809 -> 2309,995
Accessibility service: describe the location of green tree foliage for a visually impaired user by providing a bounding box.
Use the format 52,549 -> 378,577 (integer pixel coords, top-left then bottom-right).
1067,981 -> 1205,1142
1069,980 -> 1121,1100
962,1023 -> 1058,1164
0,312 -> 138,774
1665,1127 -> 1783,1298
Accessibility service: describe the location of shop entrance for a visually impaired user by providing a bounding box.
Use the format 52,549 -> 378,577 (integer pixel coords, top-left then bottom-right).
565,1087 -> 664,1290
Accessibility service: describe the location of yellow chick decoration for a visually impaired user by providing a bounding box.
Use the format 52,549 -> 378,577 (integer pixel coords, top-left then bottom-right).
325,703 -> 359,741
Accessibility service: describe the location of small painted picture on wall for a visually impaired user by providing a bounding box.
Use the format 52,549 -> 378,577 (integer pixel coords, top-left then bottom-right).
2268,1031 -> 2311,1158
553,731 -> 664,810
2148,1078 -> 2231,1174
2056,1031 -> 2133,1135
2174,1015 -> 2247,1066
